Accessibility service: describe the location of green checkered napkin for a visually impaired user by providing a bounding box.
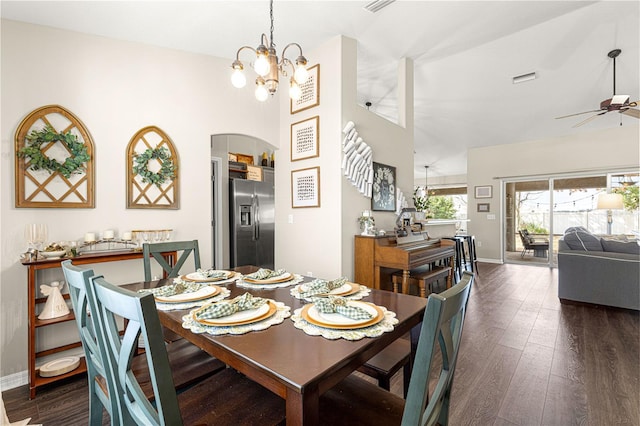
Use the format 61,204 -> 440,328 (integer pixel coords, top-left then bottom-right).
298,277 -> 348,298
195,269 -> 227,279
245,268 -> 287,280
139,282 -> 203,298
313,296 -> 373,320
195,293 -> 267,320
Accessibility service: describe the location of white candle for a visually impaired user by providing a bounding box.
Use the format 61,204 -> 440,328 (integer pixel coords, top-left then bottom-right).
84,232 -> 96,242
103,230 -> 114,239
122,232 -> 132,241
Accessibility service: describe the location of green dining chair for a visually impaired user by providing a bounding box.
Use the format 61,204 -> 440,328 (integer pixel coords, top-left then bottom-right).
142,240 -> 201,282
319,270 -> 474,426
88,274 -> 286,426
62,260 -> 226,425
61,260 -> 121,426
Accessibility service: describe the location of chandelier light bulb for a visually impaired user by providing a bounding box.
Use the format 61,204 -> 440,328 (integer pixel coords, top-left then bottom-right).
289,79 -> 302,100
254,53 -> 270,77
231,68 -> 247,88
255,79 -> 269,102
294,64 -> 309,85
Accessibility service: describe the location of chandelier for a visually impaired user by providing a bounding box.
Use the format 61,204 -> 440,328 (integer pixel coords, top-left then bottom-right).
230,0 -> 309,102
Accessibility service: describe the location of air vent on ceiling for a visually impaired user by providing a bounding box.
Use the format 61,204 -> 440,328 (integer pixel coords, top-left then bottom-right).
364,0 -> 396,13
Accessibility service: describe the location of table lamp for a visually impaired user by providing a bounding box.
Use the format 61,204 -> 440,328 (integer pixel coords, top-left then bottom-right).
597,193 -> 623,235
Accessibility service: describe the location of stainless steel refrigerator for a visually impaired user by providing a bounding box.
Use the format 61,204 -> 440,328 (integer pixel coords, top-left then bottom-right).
229,178 -> 275,269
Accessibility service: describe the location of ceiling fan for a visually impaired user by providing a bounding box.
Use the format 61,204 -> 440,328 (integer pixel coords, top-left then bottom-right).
555,49 -> 640,127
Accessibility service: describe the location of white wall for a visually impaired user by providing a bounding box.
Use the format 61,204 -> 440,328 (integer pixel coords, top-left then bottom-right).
341,39 -> 414,279
467,125 -> 640,261
0,20 -> 279,379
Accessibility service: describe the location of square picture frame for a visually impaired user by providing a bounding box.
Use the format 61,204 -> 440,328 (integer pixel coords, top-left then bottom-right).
290,116 -> 319,161
291,166 -> 320,208
475,185 -> 493,199
477,203 -> 490,213
290,64 -> 320,114
371,162 -> 396,212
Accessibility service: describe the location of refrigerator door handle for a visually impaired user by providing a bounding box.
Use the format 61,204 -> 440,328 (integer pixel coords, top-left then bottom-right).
254,194 -> 260,240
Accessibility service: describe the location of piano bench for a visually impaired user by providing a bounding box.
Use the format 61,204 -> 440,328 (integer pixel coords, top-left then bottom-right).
358,337 -> 411,398
391,266 -> 452,297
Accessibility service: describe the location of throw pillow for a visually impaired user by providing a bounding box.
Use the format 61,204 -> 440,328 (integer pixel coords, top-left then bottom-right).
564,226 -> 588,234
563,230 -> 602,251
601,239 -> 640,255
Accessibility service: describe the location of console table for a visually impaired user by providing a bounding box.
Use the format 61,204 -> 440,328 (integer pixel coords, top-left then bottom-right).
22,250 -> 175,398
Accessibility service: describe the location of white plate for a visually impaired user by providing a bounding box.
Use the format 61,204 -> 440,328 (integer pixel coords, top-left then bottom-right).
184,270 -> 232,282
243,271 -> 292,283
155,285 -> 219,303
329,283 -> 353,295
39,356 -> 80,377
307,301 -> 379,327
207,303 -> 271,325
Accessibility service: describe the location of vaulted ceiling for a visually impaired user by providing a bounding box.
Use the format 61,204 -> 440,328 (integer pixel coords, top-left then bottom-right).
3,1 -> 638,180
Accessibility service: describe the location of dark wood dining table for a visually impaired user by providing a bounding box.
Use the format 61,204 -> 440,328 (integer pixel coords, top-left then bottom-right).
123,265 -> 427,426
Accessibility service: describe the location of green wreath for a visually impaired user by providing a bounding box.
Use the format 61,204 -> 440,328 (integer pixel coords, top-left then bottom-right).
17,125 -> 90,178
133,147 -> 176,185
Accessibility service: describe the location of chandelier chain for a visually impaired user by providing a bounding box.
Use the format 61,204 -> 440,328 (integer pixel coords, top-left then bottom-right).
269,0 -> 275,48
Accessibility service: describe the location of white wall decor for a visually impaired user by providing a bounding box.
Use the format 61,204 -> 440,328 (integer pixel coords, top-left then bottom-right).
341,121 -> 373,198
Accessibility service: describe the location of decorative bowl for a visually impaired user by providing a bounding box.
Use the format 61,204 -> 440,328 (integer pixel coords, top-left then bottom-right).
40,250 -> 66,259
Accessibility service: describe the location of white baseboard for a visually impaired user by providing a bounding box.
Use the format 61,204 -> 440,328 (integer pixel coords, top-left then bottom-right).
0,370 -> 27,391
478,257 -> 503,264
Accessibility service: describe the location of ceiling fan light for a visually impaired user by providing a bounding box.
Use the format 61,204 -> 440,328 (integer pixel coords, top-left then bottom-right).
611,94 -> 630,105
512,72 -> 536,84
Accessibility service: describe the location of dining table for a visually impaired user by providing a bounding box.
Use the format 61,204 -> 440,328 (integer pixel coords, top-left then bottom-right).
123,265 -> 427,426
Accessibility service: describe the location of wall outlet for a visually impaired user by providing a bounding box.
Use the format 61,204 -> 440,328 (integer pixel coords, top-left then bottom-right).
487,214 -> 496,220
307,271 -> 313,277
476,240 -> 482,247
288,214 -> 294,224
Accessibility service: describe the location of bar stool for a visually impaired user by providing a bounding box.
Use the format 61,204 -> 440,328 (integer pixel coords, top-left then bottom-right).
443,237 -> 465,282
458,235 -> 479,274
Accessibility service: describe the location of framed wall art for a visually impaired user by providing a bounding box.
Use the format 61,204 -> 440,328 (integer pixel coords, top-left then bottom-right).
290,116 -> 319,161
474,185 -> 493,199
371,162 -> 396,212
290,64 -> 320,114
477,203 -> 490,212
14,104 -> 95,208
291,166 -> 320,208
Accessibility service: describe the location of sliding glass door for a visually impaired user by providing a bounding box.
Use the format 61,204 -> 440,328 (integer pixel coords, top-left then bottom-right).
503,171 -> 638,267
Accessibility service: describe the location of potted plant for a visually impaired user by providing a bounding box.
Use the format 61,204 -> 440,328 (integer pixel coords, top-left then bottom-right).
413,186 -> 430,220
357,211 -> 375,235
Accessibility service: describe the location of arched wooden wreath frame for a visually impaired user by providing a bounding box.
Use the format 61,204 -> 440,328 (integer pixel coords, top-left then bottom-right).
127,126 -> 180,209
14,105 -> 95,208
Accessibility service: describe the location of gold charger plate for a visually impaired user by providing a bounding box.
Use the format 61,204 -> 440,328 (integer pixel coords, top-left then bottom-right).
295,282 -> 360,297
181,270 -> 235,282
193,300 -> 277,327
155,285 -> 221,303
243,272 -> 292,284
301,301 -> 384,330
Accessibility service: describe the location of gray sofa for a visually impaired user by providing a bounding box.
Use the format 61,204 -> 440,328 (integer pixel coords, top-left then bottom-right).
558,234 -> 640,311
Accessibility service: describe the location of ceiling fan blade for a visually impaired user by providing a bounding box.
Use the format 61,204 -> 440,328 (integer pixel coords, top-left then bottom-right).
572,111 -> 607,128
555,109 -> 601,119
621,108 -> 640,119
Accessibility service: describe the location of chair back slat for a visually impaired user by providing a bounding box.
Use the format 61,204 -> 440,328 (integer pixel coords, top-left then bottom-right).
90,275 -> 183,426
61,260 -> 121,425
142,240 -> 201,281
402,270 -> 473,426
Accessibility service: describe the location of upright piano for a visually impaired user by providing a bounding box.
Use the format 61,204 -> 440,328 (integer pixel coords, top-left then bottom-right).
354,234 -> 455,291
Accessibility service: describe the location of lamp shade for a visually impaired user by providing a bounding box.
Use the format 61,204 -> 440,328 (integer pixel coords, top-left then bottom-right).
597,193 -> 624,210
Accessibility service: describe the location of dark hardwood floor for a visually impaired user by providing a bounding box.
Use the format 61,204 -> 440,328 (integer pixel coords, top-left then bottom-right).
3,263 -> 639,425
